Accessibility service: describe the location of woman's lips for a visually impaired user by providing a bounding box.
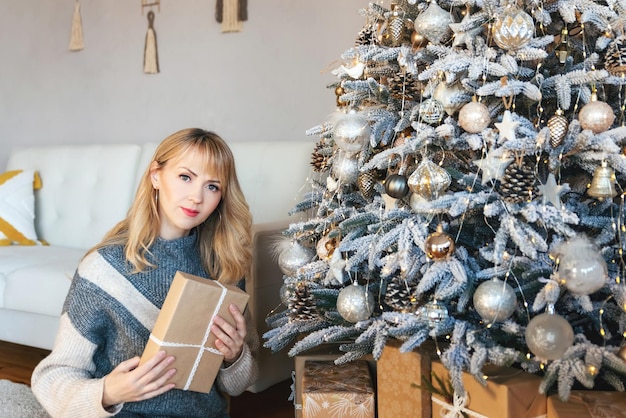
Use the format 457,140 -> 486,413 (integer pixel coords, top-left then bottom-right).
182,207 -> 200,217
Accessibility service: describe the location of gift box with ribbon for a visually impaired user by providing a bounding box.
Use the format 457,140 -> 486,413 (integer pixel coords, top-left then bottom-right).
302,359 -> 375,418
431,361 -> 547,418
547,391 -> 626,417
139,271 -> 249,393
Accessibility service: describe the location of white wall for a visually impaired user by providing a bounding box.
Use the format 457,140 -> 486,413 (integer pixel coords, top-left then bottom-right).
0,0 -> 369,169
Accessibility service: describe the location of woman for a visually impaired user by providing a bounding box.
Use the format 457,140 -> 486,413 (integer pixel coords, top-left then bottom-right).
32,128 -> 258,417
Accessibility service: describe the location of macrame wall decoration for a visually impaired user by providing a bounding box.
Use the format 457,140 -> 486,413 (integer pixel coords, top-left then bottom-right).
68,0 -> 84,51
142,1 -> 160,74
215,0 -> 247,33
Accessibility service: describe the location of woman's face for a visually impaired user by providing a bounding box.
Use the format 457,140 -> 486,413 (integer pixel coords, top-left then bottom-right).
150,149 -> 223,240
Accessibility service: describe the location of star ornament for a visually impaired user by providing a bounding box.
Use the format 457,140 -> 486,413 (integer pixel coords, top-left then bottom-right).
473,151 -> 514,185
538,173 -> 565,209
495,110 -> 520,143
449,13 -> 483,48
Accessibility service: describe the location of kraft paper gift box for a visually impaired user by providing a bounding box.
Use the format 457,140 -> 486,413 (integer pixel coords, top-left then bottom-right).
431,361 -> 547,418
293,344 -> 375,418
377,338 -> 436,418
140,271 -> 249,393
302,360 -> 375,418
547,391 -> 626,417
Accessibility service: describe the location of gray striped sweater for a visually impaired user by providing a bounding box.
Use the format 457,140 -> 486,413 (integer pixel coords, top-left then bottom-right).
32,233 -> 258,417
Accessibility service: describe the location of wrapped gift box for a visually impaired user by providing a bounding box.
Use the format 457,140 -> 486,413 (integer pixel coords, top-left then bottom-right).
547,391 -> 626,417
377,339 -> 436,418
140,271 -> 249,393
302,360 -> 375,418
431,361 -> 547,418
293,344 -> 375,418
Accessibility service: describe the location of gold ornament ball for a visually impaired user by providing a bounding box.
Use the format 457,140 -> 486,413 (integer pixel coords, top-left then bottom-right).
458,100 -> 491,133
425,224 -> 455,260
411,30 -> 428,48
408,159 -> 451,200
617,345 -> 626,362
579,96 -> 616,134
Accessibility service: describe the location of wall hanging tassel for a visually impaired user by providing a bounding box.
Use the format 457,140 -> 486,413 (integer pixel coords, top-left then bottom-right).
68,0 -> 84,51
216,0 -> 247,33
143,10 -> 159,74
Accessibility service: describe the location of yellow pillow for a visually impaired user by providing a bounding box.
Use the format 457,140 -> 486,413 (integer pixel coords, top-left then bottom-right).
0,169 -> 44,246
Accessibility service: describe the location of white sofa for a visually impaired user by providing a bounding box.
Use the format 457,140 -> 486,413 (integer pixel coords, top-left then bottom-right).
0,140 -> 313,392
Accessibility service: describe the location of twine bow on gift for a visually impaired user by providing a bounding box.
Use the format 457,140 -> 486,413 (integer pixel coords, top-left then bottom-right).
148,280 -> 228,390
432,392 -> 489,418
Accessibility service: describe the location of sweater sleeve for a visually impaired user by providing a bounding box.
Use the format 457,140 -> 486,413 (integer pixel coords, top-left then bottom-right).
215,307 -> 259,396
31,313 -> 123,418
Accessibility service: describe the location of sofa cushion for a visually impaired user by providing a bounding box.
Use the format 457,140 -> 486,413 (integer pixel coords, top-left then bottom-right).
7,144 -> 144,249
0,246 -> 82,316
0,170 -> 43,246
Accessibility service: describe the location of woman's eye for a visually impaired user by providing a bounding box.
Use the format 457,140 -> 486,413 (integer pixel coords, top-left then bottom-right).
207,184 -> 220,192
180,174 -> 191,182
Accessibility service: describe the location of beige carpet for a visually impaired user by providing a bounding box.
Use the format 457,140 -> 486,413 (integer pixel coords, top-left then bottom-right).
0,380 -> 49,418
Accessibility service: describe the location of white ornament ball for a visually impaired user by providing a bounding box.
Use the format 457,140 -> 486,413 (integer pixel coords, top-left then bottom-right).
473,279 -> 517,322
556,236 -> 608,295
337,284 -> 375,323
525,313 -> 574,360
280,282 -> 296,305
332,152 -> 359,184
413,1 -> 453,45
579,97 -> 615,133
458,100 -> 491,133
333,110 -> 370,154
278,241 -> 316,276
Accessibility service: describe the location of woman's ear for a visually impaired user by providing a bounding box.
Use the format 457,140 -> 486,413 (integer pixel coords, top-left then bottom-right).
149,161 -> 160,188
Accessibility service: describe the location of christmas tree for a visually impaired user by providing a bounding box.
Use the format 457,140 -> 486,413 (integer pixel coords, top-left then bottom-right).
264,0 -> 626,401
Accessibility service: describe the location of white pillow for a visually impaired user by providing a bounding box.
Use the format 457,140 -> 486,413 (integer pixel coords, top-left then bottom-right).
0,169 -> 43,246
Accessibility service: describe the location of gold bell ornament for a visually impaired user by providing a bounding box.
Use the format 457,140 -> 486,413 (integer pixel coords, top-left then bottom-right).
587,161 -> 618,200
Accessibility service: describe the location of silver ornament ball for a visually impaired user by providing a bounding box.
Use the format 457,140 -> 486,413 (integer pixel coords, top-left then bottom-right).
278,241 -> 316,276
557,236 -> 608,296
473,279 -> 517,322
332,152 -> 360,185
413,1 -> 453,45
280,282 -> 296,305
458,100 -> 491,133
579,96 -> 615,134
384,174 -> 410,199
337,284 -> 375,323
419,300 -> 449,326
333,111 -> 370,154
419,99 -> 445,125
525,312 -> 574,360
492,6 -> 535,51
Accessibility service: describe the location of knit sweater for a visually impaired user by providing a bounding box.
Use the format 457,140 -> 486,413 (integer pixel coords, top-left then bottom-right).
32,233 -> 258,418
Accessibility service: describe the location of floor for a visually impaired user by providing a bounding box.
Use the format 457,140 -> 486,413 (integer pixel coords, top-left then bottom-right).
0,340 -> 293,418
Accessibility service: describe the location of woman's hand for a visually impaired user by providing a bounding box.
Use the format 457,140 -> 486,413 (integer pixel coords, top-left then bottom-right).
102,351 -> 176,408
212,303 -> 247,364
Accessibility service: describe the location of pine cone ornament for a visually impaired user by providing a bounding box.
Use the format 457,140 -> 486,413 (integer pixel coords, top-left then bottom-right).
358,170 -> 378,199
498,158 -> 537,204
355,25 -> 378,46
387,71 -> 422,102
384,277 -> 420,312
311,142 -> 331,172
288,283 -> 318,321
605,36 -> 626,76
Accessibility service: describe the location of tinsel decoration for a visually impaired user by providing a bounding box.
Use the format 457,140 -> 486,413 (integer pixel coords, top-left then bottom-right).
497,158 -> 537,203
604,36 -> 626,76
288,282 -> 318,321
384,277 -> 420,313
215,0 -> 248,33
143,11 -> 159,74
547,109 -> 568,147
68,0 -> 84,52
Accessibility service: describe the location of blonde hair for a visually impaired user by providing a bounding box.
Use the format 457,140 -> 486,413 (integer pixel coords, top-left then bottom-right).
87,128 -> 252,285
